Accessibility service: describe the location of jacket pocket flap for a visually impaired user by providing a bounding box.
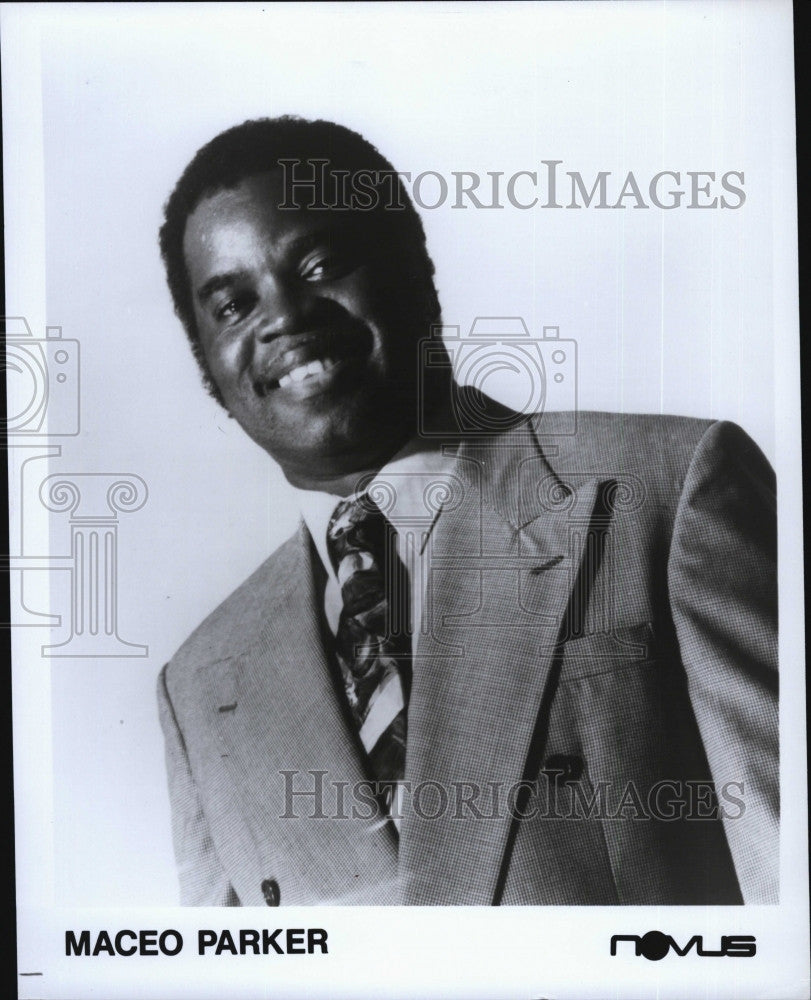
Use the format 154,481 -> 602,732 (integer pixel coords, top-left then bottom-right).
558,621 -> 656,678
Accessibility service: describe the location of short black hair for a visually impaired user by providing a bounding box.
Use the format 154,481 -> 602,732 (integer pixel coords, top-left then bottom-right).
159,115 -> 440,405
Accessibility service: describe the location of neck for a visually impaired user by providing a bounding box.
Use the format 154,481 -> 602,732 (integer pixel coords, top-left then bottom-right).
286,466 -> 385,498
283,390 -> 460,496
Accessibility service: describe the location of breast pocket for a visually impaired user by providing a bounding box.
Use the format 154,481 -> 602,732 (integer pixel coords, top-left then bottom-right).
557,621 -> 657,681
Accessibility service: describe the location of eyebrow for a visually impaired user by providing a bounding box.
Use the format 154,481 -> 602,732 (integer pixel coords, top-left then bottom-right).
278,227 -> 355,255
195,270 -> 252,305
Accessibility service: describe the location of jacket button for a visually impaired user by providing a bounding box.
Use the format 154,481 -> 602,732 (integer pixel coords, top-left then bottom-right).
543,753 -> 584,785
261,878 -> 280,906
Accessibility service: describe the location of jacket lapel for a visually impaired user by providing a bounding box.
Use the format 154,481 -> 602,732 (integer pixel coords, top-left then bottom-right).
400,421 -> 601,903
201,523 -> 400,905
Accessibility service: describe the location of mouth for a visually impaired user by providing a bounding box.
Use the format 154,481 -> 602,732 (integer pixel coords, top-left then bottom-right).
277,355 -> 338,389
252,330 -> 371,399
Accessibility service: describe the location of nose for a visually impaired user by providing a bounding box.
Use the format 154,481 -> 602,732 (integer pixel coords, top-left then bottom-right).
253,275 -> 309,341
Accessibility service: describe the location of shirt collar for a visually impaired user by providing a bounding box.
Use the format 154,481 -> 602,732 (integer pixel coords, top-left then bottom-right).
293,438 -> 459,584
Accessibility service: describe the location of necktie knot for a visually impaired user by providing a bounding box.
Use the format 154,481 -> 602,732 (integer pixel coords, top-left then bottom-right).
326,494 -> 389,575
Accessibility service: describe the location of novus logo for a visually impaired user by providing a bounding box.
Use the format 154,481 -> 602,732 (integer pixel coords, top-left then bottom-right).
611,930 -> 756,960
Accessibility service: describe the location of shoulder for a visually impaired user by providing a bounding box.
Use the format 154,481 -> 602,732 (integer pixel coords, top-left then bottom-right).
544,411 -> 769,475
163,524 -> 307,685
454,387 -> 717,468
535,410 -> 714,464
529,411 -> 773,514
533,410 -> 767,482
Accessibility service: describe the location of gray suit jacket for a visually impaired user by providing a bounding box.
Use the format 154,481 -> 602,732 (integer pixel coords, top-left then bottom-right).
158,411 -> 778,905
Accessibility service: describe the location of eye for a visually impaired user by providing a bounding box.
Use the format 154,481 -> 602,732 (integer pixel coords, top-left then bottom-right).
213,290 -> 257,323
300,244 -> 359,282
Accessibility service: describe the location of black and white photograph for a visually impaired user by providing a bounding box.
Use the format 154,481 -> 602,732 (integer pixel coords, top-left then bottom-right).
3,2 -> 807,998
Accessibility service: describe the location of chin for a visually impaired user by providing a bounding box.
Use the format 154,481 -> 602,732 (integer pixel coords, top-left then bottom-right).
275,417 -> 412,485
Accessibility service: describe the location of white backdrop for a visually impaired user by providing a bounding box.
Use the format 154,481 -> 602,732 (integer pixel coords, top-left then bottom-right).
6,0 -> 799,921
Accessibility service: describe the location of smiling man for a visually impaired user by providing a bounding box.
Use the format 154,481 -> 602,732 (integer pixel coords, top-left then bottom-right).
180,167 -> 443,493
157,116 -> 778,907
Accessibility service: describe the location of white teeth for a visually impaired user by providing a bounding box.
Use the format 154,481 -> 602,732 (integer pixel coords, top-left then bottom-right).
277,356 -> 336,389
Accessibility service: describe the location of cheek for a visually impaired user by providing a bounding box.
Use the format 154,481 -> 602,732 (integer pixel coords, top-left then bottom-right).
197,324 -> 248,387
333,265 -> 389,315
348,264 -> 424,334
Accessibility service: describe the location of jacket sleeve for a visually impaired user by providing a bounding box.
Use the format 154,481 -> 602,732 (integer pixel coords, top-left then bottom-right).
667,420 -> 779,903
157,664 -> 241,906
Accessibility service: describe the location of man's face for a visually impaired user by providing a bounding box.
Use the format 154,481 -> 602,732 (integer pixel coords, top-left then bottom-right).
183,170 -> 432,488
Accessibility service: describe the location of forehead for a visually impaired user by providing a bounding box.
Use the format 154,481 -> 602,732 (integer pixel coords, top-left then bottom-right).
183,170 -> 328,266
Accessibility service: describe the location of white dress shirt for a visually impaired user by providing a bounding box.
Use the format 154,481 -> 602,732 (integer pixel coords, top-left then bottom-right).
293,438 -> 459,656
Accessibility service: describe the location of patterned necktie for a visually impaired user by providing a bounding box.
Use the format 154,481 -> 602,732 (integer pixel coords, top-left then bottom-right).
326,494 -> 411,820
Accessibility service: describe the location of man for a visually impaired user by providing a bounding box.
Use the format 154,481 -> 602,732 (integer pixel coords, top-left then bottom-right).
157,116 -> 778,906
